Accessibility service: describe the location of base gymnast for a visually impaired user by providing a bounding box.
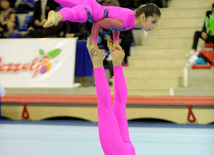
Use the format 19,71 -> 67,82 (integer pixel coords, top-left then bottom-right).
86,37 -> 135,155
43,0 -> 161,52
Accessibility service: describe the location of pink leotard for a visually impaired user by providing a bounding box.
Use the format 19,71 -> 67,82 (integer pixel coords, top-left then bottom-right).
94,65 -> 135,155
55,0 -> 136,41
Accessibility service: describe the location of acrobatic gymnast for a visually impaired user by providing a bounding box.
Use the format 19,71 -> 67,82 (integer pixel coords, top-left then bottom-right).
43,0 -> 161,52
86,37 -> 135,155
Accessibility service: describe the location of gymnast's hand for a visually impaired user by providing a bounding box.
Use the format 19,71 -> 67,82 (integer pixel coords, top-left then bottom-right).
90,41 -> 100,54
113,40 -> 123,52
107,38 -> 125,66
87,37 -> 105,67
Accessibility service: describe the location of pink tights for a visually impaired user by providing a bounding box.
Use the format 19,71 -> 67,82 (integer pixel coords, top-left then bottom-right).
55,0 -> 103,22
94,66 -> 135,155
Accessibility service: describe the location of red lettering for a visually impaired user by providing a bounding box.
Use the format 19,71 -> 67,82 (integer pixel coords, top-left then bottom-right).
33,66 -> 40,77
0,57 -> 4,72
30,57 -> 42,76
6,63 -> 13,71
30,57 -> 42,71
22,63 -> 30,70
0,64 -> 6,71
13,64 -> 21,72
0,56 -> 44,76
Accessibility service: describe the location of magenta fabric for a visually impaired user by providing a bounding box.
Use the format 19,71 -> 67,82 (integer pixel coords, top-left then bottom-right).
55,0 -> 136,40
93,66 -> 135,155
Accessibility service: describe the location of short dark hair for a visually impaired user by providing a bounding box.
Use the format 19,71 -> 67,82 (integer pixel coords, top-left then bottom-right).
135,3 -> 161,18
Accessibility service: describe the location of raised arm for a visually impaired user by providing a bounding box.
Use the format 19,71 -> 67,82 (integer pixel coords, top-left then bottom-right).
90,18 -> 124,52
91,18 -> 124,42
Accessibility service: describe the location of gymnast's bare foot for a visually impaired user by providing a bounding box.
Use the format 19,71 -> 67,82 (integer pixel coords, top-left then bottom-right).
107,38 -> 125,66
86,37 -> 105,68
43,11 -> 62,28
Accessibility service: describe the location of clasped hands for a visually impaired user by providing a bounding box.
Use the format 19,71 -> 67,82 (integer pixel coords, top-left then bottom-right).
88,38 -> 122,55
87,37 -> 125,66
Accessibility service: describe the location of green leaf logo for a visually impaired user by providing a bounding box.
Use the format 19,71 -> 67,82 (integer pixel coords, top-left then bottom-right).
47,49 -> 61,59
39,49 -> 45,56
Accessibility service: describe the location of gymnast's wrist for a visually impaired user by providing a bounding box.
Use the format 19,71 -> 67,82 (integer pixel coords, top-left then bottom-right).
113,39 -> 120,45
112,60 -> 122,67
91,38 -> 98,42
92,61 -> 103,68
91,41 -> 98,47
113,37 -> 119,41
113,65 -> 123,69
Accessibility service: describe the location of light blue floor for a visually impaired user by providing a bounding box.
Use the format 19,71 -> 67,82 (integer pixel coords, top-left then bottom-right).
0,121 -> 214,155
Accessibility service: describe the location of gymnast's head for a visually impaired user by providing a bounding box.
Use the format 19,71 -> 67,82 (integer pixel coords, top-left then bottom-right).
134,3 -> 161,32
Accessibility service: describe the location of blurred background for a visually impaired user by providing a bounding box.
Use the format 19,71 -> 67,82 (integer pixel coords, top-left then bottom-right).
0,0 -> 214,154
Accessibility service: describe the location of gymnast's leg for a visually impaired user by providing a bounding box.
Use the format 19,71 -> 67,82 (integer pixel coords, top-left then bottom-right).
86,38 -> 132,155
112,66 -> 135,154
108,38 -> 136,154
43,0 -> 101,27
43,5 -> 91,28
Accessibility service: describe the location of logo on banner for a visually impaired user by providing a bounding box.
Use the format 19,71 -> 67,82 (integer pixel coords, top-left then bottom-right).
0,48 -> 61,77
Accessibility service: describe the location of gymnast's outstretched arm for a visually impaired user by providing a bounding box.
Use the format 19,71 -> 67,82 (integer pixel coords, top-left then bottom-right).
91,18 -> 123,41
91,18 -> 123,52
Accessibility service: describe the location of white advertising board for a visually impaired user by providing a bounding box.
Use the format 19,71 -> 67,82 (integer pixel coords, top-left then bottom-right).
0,38 -> 77,87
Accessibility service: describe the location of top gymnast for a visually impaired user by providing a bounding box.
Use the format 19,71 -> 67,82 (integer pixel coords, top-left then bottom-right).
43,0 -> 161,51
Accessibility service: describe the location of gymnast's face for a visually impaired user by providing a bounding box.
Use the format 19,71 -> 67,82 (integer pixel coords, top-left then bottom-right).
140,14 -> 160,32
